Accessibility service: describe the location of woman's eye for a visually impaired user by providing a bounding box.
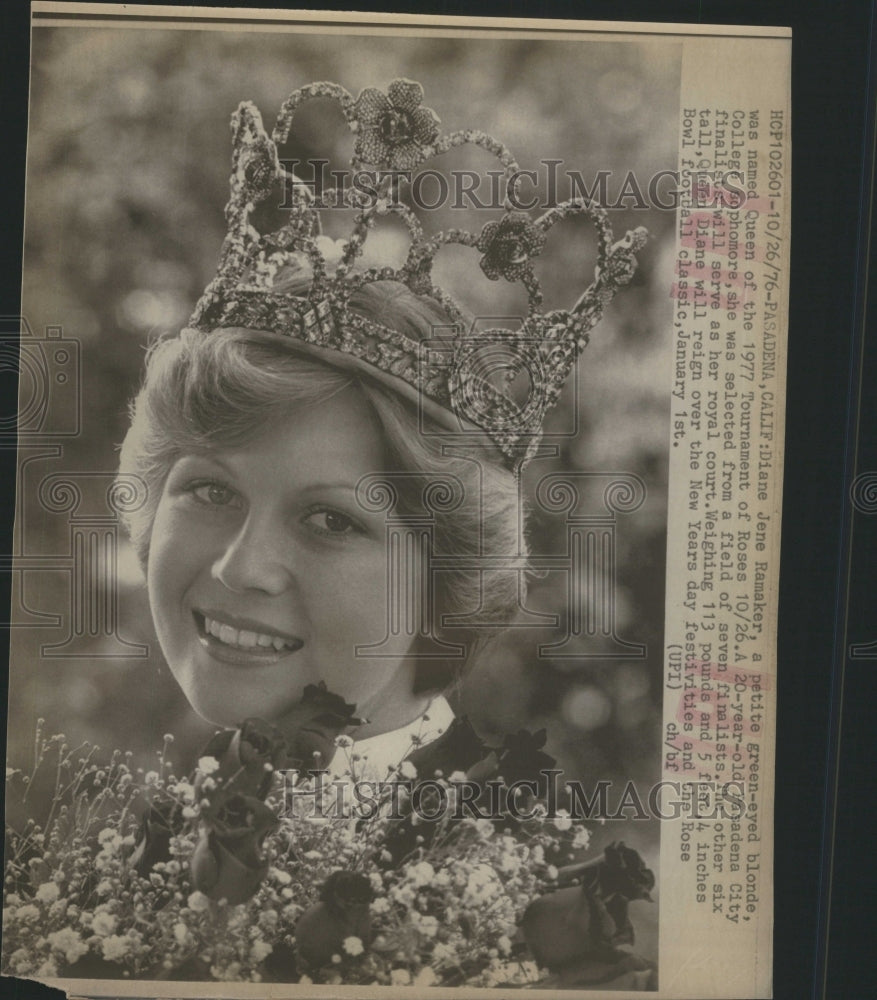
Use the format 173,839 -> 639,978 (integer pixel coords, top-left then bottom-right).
189,482 -> 240,508
303,509 -> 359,536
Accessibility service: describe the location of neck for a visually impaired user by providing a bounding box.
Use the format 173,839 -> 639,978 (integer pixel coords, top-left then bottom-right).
349,664 -> 433,741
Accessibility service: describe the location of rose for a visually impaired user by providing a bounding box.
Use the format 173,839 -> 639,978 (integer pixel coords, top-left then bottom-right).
196,717 -> 291,803
522,842 -> 655,971
275,682 -> 361,777
403,716 -> 490,779
494,728 -> 556,793
294,870 -> 373,967
599,841 -> 655,902
189,794 -> 279,905
128,798 -> 181,877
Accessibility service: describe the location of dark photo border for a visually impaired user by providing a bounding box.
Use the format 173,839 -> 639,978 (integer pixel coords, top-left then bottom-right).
1,3 -> 874,1000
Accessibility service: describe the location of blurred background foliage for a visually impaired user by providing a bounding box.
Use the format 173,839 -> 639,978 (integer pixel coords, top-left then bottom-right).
10,23 -> 679,861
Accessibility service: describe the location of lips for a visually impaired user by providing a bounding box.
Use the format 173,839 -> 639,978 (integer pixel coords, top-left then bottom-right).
194,610 -> 304,660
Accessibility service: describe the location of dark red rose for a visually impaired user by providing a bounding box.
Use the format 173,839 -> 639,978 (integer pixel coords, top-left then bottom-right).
128,799 -> 182,876
403,716 -> 490,778
495,727 -> 557,796
600,841 -> 655,901
294,870 -> 373,967
557,841 -> 655,902
197,718 -> 291,803
189,794 -> 279,905
275,682 -> 362,775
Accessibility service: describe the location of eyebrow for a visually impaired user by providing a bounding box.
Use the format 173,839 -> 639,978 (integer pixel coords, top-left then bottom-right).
180,456 -> 362,495
297,482 -> 360,494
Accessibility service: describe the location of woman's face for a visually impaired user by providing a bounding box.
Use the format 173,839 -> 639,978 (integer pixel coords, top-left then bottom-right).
147,388 -> 421,730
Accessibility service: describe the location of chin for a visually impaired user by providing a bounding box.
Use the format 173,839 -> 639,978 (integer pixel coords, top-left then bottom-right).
181,685 -> 269,728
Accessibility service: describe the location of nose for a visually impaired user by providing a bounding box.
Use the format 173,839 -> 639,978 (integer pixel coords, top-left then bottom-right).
211,514 -> 293,596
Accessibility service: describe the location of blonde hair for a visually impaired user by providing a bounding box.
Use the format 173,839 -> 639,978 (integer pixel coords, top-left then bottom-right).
118,282 -> 527,692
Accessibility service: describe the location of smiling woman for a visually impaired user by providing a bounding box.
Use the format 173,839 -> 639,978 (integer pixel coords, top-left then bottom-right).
119,315 -> 524,740
2,67 -> 662,990
142,368 -> 446,732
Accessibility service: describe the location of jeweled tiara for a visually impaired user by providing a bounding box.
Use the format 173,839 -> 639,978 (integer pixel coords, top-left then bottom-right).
185,78 -> 648,469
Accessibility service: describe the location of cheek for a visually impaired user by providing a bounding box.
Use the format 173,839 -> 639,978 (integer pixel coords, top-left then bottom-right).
147,503 -> 201,611
306,555 -> 390,638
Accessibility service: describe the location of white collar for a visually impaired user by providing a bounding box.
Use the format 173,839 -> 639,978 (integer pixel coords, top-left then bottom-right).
327,696 -> 455,780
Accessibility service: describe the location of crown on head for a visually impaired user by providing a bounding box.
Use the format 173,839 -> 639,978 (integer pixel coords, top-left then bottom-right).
186,78 -> 648,469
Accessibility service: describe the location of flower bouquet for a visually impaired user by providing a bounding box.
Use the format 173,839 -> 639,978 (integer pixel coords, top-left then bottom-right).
3,700 -> 656,989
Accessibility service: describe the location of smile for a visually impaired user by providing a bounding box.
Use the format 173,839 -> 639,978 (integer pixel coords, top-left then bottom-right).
194,610 -> 304,656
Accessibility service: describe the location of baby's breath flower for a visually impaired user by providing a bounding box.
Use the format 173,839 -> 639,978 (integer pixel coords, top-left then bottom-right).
398,760 -> 417,780
101,933 -> 131,961
370,896 -> 390,915
474,818 -> 494,839
571,825 -> 590,849
197,755 -> 220,775
91,911 -> 118,937
186,889 -> 211,913
269,867 -> 292,886
36,958 -> 59,978
390,882 -> 416,907
47,927 -> 88,964
250,939 -> 272,962
432,941 -> 454,962
413,965 -> 438,987
97,827 -> 121,848
171,779 -> 195,803
390,968 -> 411,986
407,860 -> 434,886
35,881 -> 60,904
551,809 -> 573,831
342,935 -> 364,956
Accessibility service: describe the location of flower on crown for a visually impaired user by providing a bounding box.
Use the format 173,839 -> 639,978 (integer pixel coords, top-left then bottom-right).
353,79 -> 440,170
476,212 -> 547,283
185,78 -> 648,471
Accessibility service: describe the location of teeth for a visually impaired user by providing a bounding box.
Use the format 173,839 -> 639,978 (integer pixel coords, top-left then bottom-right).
203,616 -> 297,652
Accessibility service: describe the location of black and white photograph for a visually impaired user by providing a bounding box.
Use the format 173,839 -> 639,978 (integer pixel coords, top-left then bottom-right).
2,6 -> 788,998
